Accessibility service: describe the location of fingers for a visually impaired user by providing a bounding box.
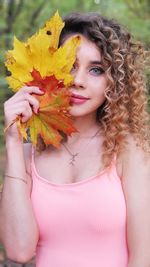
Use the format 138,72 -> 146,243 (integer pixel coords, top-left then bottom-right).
4,86 -> 44,124
20,85 -> 44,95
11,93 -> 40,114
12,101 -> 33,123
4,100 -> 31,124
10,86 -> 44,100
24,94 -> 40,114
4,86 -> 45,140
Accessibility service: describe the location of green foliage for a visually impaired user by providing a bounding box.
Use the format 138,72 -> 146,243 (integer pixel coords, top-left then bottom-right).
0,0 -> 150,152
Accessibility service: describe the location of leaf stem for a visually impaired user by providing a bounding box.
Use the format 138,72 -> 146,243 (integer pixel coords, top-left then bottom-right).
4,116 -> 20,133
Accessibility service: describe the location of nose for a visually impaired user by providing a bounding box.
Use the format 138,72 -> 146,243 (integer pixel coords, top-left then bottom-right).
72,68 -> 85,89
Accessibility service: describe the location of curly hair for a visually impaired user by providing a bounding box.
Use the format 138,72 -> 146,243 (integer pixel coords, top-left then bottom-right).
37,12 -> 150,167
59,12 -> 150,165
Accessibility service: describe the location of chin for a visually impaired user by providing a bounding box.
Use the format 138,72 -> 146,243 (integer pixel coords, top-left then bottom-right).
69,108 -> 97,118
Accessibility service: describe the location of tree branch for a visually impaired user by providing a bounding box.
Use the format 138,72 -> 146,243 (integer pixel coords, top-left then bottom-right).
23,0 -> 46,37
13,0 -> 24,20
5,0 -> 25,34
6,0 -> 16,32
29,0 -> 46,27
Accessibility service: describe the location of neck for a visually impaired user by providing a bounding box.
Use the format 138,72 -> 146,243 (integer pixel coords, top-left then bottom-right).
67,114 -> 101,145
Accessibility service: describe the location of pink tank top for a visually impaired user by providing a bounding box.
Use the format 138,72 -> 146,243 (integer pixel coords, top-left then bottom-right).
30,149 -> 128,267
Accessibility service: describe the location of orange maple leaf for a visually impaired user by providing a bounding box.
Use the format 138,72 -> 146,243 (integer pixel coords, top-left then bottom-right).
21,70 -> 77,147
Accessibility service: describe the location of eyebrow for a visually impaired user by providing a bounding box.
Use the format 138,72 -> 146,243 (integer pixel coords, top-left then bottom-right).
75,59 -> 102,65
89,60 -> 102,65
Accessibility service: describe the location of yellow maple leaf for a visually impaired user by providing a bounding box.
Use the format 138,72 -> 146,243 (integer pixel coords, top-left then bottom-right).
5,38 -> 33,92
26,31 -> 53,78
5,11 -> 80,147
43,10 -> 65,51
49,36 -> 80,85
5,12 -> 80,90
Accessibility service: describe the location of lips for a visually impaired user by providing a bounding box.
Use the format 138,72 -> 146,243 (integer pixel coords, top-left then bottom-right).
70,93 -> 90,105
71,93 -> 89,100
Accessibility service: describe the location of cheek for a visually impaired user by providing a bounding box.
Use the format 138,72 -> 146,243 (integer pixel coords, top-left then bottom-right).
93,79 -> 107,101
93,94 -> 106,110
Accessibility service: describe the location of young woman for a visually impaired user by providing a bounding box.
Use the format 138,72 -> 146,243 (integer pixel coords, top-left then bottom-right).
0,12 -> 150,267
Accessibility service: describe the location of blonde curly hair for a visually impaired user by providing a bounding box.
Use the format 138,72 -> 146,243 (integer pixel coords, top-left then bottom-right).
37,12 -> 150,167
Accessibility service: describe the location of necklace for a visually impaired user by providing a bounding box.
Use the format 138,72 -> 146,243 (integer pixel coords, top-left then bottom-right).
62,128 -> 100,166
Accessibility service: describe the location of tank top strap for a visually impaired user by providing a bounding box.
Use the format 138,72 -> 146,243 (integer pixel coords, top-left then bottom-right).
31,144 -> 34,158
31,145 -> 34,155
110,153 -> 122,180
112,153 -> 117,165
30,145 -> 35,174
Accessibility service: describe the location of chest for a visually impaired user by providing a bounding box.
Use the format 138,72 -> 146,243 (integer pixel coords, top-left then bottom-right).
31,171 -> 126,241
34,147 -> 103,184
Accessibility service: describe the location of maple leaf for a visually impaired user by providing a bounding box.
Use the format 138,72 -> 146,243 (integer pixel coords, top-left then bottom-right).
43,10 -> 65,52
26,70 -> 64,93
20,80 -> 77,147
5,37 -> 33,92
5,12 -> 80,147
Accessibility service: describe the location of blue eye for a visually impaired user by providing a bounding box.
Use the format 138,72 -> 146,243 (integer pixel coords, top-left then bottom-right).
90,67 -> 104,76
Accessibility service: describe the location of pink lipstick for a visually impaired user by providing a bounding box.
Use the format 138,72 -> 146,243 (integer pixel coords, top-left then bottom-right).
70,93 -> 89,104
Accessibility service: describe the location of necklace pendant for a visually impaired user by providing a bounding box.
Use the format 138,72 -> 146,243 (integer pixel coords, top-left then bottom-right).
69,153 -> 78,166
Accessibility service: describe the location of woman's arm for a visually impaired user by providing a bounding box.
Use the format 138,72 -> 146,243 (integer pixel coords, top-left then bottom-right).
0,86 -> 43,263
0,141 -> 39,263
121,136 -> 150,267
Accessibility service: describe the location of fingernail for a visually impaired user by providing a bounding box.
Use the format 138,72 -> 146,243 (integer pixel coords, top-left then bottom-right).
39,88 -> 45,93
36,108 -> 40,114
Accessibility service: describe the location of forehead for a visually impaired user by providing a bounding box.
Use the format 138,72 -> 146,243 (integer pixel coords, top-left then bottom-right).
77,35 -> 101,60
65,34 -> 101,61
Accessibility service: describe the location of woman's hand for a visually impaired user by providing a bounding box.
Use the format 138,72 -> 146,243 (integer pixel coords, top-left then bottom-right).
4,86 -> 44,142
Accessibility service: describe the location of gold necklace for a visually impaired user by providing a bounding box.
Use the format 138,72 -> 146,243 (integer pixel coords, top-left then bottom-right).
62,128 -> 100,166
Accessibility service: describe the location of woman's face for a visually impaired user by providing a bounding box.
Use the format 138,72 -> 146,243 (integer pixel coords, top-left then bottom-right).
68,35 -> 107,118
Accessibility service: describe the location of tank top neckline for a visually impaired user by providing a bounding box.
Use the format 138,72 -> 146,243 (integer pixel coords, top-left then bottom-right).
31,146 -> 117,187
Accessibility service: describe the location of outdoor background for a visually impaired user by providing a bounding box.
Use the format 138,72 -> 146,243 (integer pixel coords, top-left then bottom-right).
0,0 -> 150,266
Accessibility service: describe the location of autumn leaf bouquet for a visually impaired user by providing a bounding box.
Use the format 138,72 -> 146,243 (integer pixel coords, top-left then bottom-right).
5,11 -> 80,148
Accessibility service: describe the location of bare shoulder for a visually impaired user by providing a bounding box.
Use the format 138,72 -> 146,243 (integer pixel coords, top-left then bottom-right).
119,134 -> 150,191
122,135 -> 149,174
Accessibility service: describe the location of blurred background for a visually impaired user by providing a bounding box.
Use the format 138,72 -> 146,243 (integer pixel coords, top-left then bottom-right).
0,0 -> 150,266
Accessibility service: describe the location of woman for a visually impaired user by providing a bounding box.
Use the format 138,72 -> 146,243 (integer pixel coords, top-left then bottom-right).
0,12 -> 150,267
